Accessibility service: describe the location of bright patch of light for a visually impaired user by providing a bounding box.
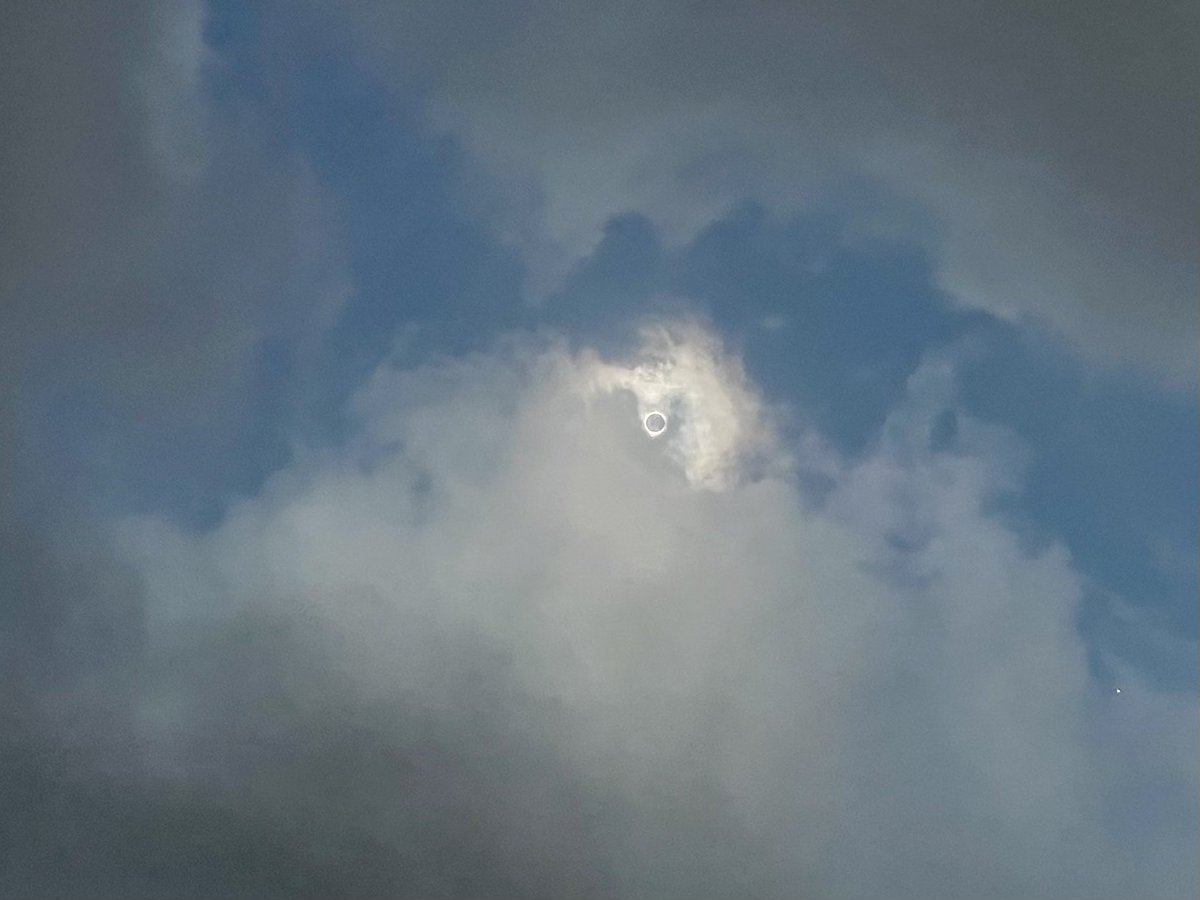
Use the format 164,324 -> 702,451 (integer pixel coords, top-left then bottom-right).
584,320 -> 779,489
643,410 -> 667,437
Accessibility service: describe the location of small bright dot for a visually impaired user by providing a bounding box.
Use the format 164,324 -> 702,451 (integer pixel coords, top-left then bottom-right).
1115,688 -> 1121,694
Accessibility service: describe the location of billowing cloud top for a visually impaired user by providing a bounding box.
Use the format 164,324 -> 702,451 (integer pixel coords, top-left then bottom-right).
114,321 -> 1195,899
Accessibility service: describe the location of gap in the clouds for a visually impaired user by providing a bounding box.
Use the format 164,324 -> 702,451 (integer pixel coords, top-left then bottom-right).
81,0 -> 1193,691
5,1 -> 530,532
42,0 -> 529,528
209,0 -> 528,437
544,199 -> 1197,692
679,200 -> 964,454
956,317 -> 1199,692
545,198 -> 967,456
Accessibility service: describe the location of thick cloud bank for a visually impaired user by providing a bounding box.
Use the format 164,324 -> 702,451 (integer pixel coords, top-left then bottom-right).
117,322 -> 1196,899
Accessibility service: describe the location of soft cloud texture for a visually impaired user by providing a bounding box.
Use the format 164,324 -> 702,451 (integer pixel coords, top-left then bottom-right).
1,0 -> 348,520
117,322 -> 1197,899
332,0 -> 1198,382
2,4 -> 1193,896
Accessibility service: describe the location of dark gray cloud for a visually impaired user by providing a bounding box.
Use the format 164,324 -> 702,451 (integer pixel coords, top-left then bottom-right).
1,1 -> 346,522
0,4 -> 356,894
336,0 -> 1198,381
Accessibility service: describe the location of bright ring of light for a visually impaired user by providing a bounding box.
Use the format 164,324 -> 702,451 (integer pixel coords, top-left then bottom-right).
643,410 -> 668,437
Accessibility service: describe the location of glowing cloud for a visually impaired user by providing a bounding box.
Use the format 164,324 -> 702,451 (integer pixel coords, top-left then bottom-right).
584,320 -> 779,489
113,319 -> 1196,899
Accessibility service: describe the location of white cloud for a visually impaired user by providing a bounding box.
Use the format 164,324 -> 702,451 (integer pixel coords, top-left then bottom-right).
118,321 -> 1196,898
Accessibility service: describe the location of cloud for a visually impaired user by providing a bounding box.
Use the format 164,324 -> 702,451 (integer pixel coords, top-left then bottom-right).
0,1 -> 349,521
584,320 -> 778,489
0,6 -> 1192,895
330,0 -> 1198,383
544,201 -> 1196,689
114,321 -> 1196,898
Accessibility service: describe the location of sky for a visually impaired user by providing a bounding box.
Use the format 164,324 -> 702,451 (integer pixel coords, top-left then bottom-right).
0,2 -> 1196,898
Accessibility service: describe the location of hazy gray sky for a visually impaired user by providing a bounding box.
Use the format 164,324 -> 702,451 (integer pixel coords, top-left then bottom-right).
1,2 -> 1195,897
